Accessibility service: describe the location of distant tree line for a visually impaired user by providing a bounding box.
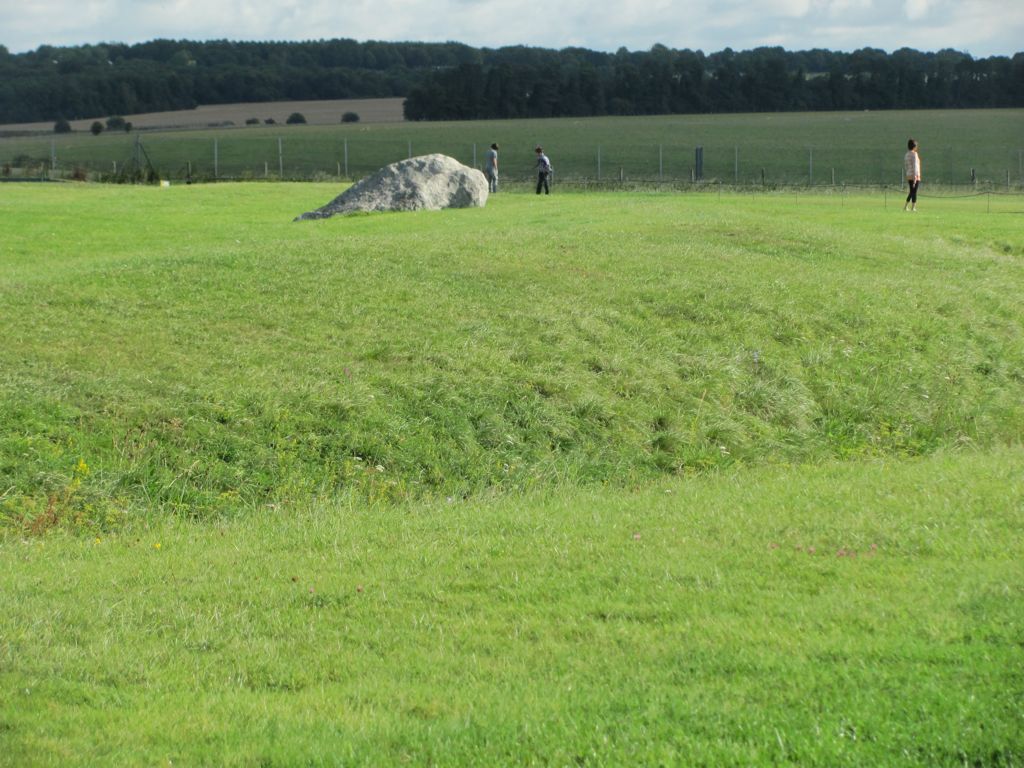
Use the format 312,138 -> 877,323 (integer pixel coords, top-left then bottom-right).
0,39 -> 480,123
404,45 -> 1024,119
0,39 -> 1021,124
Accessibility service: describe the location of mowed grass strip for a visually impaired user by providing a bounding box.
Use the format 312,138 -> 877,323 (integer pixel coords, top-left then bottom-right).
1,449 -> 1022,766
2,183 -> 1023,524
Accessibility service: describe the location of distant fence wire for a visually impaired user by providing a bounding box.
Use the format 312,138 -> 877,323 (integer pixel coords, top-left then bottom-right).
3,135 -> 1024,192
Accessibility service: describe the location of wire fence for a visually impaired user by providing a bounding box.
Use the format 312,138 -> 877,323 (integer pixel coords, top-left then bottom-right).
3,134 -> 1024,191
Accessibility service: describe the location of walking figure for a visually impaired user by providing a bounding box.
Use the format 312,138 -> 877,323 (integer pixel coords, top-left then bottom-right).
535,146 -> 553,195
903,139 -> 921,211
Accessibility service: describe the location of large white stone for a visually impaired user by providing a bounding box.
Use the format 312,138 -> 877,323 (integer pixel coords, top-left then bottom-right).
296,153 -> 488,220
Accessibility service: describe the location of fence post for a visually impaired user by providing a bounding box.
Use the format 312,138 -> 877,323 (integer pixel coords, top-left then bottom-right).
808,148 -> 813,186
473,143 -> 477,167
408,140 -> 412,159
344,139 -> 349,178
278,137 -> 284,178
659,144 -> 663,180
214,138 -> 218,179
831,168 -> 835,187
695,146 -> 703,181
597,145 -> 602,181
734,146 -> 738,185
50,140 -> 56,172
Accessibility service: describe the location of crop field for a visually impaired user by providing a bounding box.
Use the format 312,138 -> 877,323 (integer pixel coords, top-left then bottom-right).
0,97 -> 407,134
3,107 -> 1023,186
1,182 -> 1023,765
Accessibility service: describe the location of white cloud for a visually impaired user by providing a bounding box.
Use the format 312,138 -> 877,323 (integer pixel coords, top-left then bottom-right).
905,0 -> 931,20
1,0 -> 1021,55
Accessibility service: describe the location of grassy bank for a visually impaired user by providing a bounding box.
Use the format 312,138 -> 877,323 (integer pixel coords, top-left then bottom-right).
2,182 -> 1022,765
2,449 -> 1022,766
2,183 -> 1023,527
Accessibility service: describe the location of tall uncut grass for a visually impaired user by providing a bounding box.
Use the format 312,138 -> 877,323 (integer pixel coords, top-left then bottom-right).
1,183 -> 1023,527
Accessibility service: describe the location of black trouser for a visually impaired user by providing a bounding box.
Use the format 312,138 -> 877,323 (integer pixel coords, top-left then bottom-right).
536,171 -> 550,195
906,179 -> 919,204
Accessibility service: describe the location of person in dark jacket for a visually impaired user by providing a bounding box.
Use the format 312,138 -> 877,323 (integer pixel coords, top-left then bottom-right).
535,146 -> 552,195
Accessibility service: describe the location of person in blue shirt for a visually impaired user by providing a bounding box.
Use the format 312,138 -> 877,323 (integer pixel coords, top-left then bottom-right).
535,146 -> 553,195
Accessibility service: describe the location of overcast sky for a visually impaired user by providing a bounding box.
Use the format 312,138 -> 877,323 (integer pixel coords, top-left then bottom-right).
2,0 -> 1022,57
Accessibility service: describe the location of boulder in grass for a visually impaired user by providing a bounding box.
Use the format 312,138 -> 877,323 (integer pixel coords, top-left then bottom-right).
295,153 -> 488,220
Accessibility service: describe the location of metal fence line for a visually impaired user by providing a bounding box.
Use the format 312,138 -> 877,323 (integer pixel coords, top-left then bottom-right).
3,136 -> 1024,190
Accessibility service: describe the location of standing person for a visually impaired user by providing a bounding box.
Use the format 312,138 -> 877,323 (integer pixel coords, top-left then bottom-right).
535,146 -> 553,195
484,143 -> 499,193
903,139 -> 921,211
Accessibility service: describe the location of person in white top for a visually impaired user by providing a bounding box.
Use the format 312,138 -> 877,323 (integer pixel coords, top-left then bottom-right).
903,139 -> 921,211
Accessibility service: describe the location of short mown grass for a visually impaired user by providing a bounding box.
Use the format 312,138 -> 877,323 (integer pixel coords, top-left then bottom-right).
2,449 -> 1023,766
1,182 -> 1022,765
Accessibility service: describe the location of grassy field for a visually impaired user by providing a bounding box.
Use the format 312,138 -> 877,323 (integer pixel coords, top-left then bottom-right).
3,108 -> 1023,186
1,182 -> 1023,765
2,450 -> 1022,766
2,182 -> 1023,522
0,97 -> 407,133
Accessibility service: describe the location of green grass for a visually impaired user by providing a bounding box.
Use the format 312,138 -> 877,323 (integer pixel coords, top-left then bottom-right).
1,183 -> 1023,765
2,183 -> 1023,525
2,449 -> 1022,766
4,108 -> 1024,185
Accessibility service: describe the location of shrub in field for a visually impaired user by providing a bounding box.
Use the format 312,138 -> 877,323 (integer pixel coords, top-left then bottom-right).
341,111 -> 360,123
264,117 -> 276,124
0,459 -> 126,534
286,112 -> 307,125
106,116 -> 126,131
246,117 -> 259,125
53,118 -> 72,133
89,121 -> 103,136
